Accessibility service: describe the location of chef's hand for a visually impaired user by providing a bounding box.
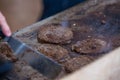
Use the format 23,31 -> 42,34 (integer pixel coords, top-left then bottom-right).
0,12 -> 11,37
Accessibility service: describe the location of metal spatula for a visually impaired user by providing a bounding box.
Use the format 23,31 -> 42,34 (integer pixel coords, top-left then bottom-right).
0,29 -> 62,79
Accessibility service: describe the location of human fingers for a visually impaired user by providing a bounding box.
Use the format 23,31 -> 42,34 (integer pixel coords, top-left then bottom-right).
0,12 -> 11,36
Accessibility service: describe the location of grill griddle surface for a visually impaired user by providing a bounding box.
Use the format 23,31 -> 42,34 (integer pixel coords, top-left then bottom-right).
14,0 -> 120,79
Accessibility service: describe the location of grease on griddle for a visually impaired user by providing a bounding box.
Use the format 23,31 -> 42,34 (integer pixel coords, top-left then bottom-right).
104,3 -> 120,20
78,11 -> 107,27
67,19 -> 94,33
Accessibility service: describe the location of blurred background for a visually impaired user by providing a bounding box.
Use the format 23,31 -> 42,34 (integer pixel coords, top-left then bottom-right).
0,0 -> 85,32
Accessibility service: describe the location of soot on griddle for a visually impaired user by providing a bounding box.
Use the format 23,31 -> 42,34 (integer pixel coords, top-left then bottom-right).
104,3 -> 120,20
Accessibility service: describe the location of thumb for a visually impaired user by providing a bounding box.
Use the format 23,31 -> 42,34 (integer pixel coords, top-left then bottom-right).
0,12 -> 11,36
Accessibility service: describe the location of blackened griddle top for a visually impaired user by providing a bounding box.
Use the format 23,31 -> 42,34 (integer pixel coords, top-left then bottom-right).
15,2 -> 120,55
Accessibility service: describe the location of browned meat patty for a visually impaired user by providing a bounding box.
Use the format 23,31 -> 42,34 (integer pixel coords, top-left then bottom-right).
63,56 -> 93,73
36,44 -> 70,62
37,24 -> 73,44
0,42 -> 17,62
72,38 -> 110,54
68,19 -> 94,33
